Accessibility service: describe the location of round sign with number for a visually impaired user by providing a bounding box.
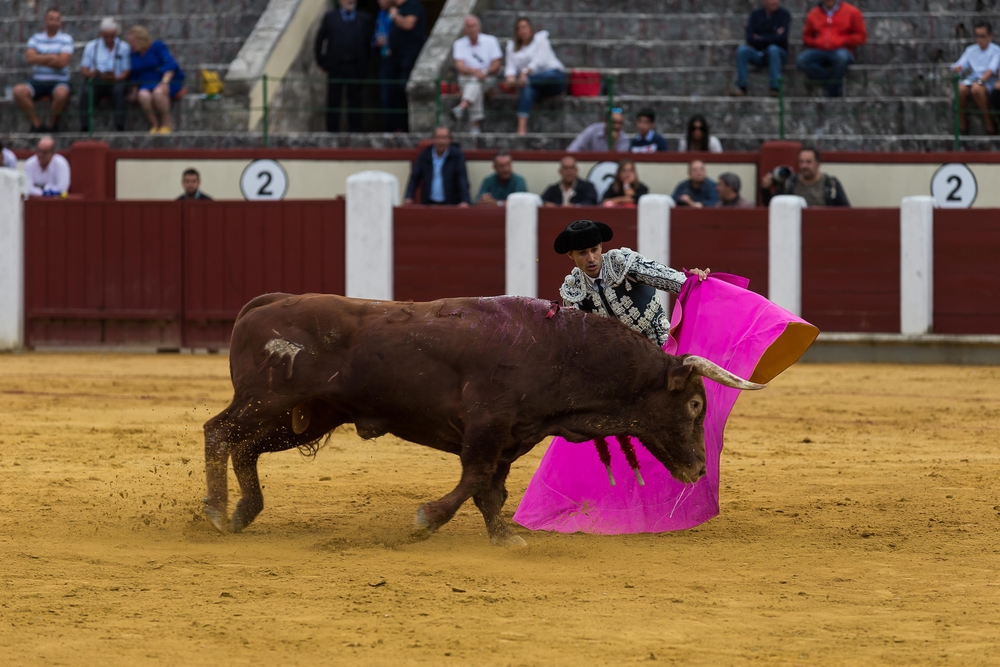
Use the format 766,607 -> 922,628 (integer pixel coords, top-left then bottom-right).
930,163 -> 976,208
587,161 -> 620,201
240,159 -> 288,201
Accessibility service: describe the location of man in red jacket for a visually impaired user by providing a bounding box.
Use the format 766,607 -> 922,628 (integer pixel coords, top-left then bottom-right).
795,0 -> 867,97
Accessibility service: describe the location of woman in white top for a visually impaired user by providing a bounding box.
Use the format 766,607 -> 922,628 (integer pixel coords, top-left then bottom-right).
504,18 -> 566,135
677,114 -> 724,153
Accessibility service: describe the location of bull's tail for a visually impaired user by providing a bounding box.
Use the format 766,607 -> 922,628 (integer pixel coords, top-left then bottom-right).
235,293 -> 294,323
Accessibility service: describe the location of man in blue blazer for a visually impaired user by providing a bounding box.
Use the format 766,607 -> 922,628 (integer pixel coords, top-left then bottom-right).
403,126 -> 471,206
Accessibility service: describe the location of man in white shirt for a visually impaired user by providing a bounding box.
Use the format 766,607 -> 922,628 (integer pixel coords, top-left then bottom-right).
952,20 -> 1000,135
12,8 -> 74,133
25,136 -> 70,197
451,16 -> 503,135
79,18 -> 132,132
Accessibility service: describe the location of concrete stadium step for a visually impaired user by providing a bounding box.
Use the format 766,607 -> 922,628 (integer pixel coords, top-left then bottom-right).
0,13 -> 263,45
4,0 -> 270,20
489,0 -> 998,14
481,10 -> 999,42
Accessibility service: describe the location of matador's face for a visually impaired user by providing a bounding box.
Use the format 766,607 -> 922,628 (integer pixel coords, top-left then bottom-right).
569,244 -> 603,279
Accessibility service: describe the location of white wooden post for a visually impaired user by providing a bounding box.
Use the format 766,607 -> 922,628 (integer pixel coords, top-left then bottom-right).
768,195 -> 807,316
637,194 -> 675,309
900,195 -> 935,335
505,192 -> 541,297
0,169 -> 25,350
345,171 -> 398,301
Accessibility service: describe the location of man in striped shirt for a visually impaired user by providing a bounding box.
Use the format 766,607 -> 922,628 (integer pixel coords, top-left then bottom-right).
13,8 -> 74,132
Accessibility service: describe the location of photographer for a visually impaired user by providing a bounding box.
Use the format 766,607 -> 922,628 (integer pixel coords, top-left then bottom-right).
760,147 -> 849,207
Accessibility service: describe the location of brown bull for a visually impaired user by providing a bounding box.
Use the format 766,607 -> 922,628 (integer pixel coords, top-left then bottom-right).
203,293 -> 763,545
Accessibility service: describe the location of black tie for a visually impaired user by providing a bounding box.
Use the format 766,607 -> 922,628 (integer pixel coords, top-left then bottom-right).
594,279 -> 617,319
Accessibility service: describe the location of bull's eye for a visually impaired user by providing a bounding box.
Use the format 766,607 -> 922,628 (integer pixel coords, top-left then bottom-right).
688,398 -> 703,418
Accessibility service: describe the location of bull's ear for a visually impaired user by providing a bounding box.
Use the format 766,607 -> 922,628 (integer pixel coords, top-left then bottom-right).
667,363 -> 695,391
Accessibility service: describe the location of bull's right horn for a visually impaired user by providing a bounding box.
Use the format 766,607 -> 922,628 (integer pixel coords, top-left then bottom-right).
682,356 -> 766,390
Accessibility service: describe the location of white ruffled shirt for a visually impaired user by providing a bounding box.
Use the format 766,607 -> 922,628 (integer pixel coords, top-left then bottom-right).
504,30 -> 564,78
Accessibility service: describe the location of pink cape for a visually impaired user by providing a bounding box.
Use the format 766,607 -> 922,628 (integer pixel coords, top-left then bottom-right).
512,273 -> 819,534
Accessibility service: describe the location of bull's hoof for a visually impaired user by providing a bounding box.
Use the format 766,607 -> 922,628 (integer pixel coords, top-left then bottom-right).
203,503 -> 228,534
411,505 -> 437,541
489,531 -> 527,548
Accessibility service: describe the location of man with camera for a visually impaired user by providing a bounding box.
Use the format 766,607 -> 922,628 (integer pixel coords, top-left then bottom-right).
760,147 -> 849,207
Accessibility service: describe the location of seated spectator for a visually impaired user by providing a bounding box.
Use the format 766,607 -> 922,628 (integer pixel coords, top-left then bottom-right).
567,108 -> 630,152
760,147 -> 850,207
177,168 -> 213,200
601,160 -> 648,207
315,0 -> 372,134
677,115 -> 723,152
476,151 -> 527,206
25,136 -> 70,197
732,0 -> 790,97
504,18 -> 566,136
672,160 -> 719,208
126,25 -> 186,134
452,16 -> 503,135
1,138 -> 16,169
541,156 -> 598,207
796,0 -> 867,98
79,18 -> 131,132
716,173 -> 753,207
630,108 -> 669,153
403,126 -> 470,206
952,21 -> 1000,135
385,0 -> 427,133
12,8 -> 74,132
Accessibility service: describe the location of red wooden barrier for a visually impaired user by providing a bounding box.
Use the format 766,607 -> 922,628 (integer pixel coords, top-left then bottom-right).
934,209 -> 1000,334
672,208 -> 769,295
393,206 -> 505,302
183,200 -> 346,348
537,206 -> 638,302
801,208 -> 900,333
24,200 -> 183,347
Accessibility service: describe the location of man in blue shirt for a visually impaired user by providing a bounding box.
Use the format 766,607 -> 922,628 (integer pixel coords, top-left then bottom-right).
629,108 -> 669,153
385,0 -> 427,132
79,18 -> 131,131
12,8 -> 74,132
733,0 -> 791,96
672,160 -> 720,207
403,126 -> 471,206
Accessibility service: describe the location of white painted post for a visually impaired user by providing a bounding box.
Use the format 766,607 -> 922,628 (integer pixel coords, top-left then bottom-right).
900,195 -> 935,335
345,171 -> 398,301
505,192 -> 541,297
768,195 -> 807,316
0,169 -> 25,350
637,194 -> 675,309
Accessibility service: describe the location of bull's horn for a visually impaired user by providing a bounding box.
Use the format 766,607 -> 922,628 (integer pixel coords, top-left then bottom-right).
683,356 -> 766,390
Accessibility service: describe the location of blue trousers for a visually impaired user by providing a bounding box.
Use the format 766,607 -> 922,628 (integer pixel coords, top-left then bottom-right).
735,44 -> 787,90
796,48 -> 854,97
517,69 -> 566,118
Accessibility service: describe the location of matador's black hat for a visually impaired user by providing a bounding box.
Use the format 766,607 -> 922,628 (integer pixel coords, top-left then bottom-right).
553,219 -> 614,254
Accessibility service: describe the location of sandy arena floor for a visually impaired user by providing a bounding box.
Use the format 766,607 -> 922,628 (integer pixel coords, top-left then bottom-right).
0,354 -> 998,666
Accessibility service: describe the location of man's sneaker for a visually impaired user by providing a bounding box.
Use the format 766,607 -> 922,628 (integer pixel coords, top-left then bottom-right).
451,105 -> 464,120
729,85 -> 747,97
29,124 -> 46,133
769,89 -> 779,97
469,125 -> 481,135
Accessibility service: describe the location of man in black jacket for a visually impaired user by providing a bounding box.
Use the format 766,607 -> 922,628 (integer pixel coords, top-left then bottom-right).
732,0 -> 791,96
403,126 -> 470,206
760,147 -> 850,207
541,156 -> 599,207
314,0 -> 372,133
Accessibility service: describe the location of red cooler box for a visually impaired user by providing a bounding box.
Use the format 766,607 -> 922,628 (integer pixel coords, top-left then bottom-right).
569,70 -> 601,97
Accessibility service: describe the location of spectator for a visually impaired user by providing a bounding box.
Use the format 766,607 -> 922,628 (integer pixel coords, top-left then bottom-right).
12,8 -> 74,133
126,26 -> 186,134
403,126 -> 470,206
504,18 -> 566,136
717,173 -> 753,207
385,0 -> 427,132
601,160 -> 648,207
177,168 -> 212,200
796,0 -> 867,98
373,0 -> 394,129
1,138 -> 16,169
315,0 -> 372,133
476,151 -> 527,206
541,156 -> 598,207
760,146 -> 850,206
732,0 -> 790,97
677,115 -> 724,152
952,20 -> 1000,135
567,108 -> 630,152
24,136 -> 70,197
672,160 -> 719,208
79,18 -> 131,132
630,108 -> 669,153
452,16 -> 503,135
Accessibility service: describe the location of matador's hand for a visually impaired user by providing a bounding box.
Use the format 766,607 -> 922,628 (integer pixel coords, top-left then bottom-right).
689,268 -> 711,281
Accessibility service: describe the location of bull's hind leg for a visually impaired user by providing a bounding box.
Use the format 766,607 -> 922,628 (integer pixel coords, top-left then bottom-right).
203,409 -> 236,533
473,461 -> 525,547
229,445 -> 264,533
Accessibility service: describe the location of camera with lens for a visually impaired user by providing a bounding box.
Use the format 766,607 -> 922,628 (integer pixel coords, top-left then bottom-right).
771,165 -> 793,189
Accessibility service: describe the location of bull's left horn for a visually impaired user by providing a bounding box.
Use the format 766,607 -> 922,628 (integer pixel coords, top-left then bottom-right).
683,356 -> 766,390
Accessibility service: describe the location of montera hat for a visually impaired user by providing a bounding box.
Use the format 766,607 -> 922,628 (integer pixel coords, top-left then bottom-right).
553,219 -> 614,254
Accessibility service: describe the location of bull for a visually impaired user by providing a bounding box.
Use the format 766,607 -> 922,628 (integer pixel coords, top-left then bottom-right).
203,293 -> 763,545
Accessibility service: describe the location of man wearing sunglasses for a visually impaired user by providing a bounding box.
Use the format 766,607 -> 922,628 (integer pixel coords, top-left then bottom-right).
567,108 -> 630,152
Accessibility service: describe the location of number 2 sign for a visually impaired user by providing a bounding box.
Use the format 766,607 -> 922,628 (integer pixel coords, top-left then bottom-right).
930,163 -> 977,208
240,159 -> 289,201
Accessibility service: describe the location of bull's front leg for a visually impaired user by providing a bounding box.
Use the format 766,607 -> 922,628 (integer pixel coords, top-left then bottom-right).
472,460 -> 526,547
203,415 -> 232,533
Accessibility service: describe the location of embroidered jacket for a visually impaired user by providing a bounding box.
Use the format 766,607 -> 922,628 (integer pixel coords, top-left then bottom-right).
559,247 -> 686,346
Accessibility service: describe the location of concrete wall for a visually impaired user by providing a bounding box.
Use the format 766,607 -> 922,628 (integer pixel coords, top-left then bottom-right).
825,163 -> 1000,209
